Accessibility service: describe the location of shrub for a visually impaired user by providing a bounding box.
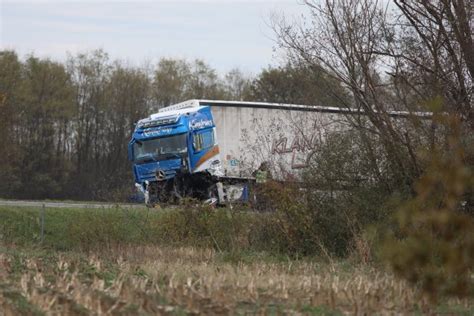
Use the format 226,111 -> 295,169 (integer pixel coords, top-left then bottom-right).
257,180 -> 356,258
382,115 -> 474,299
252,130 -> 400,259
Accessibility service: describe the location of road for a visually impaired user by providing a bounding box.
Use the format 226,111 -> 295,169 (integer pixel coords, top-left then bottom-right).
0,199 -> 145,209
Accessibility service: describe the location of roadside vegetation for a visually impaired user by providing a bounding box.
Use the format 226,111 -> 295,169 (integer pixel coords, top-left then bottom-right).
1,205 -> 473,315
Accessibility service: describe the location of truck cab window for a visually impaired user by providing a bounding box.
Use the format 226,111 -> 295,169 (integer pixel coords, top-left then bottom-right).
133,133 -> 187,162
193,129 -> 214,152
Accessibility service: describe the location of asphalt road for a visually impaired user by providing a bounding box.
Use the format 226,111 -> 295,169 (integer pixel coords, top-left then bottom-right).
0,199 -> 145,209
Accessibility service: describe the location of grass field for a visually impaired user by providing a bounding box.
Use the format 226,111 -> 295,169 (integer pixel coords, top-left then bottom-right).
1,205 -> 473,315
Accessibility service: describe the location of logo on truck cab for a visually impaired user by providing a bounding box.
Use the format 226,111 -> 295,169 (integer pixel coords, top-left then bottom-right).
189,119 -> 213,130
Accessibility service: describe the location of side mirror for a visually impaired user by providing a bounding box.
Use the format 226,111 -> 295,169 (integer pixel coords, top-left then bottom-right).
127,142 -> 134,161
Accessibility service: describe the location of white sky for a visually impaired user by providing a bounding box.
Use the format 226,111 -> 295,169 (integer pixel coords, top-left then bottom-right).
0,0 -> 309,74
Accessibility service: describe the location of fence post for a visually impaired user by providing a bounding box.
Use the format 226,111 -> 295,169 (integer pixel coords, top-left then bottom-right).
40,204 -> 45,243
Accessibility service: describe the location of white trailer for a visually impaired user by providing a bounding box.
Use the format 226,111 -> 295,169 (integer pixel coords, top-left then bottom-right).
197,100 -> 354,180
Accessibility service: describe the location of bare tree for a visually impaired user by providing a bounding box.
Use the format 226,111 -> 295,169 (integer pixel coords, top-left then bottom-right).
274,0 -> 424,189
393,0 -> 473,125
274,0 -> 472,190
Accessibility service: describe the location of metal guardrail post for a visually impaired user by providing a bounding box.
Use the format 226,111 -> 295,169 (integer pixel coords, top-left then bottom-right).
40,204 -> 45,243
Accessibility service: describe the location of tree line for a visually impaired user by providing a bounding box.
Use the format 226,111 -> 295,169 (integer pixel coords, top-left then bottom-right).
0,50 -> 343,200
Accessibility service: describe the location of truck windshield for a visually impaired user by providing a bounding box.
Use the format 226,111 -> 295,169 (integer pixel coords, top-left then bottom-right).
133,133 -> 187,162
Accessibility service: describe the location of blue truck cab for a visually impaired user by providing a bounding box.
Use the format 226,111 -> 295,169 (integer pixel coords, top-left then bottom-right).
128,101 -> 223,205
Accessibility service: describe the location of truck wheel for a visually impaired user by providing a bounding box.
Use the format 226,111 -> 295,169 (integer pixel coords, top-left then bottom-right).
204,184 -> 218,207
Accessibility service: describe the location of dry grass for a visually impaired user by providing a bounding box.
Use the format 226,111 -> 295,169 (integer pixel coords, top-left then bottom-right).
1,245 -> 473,315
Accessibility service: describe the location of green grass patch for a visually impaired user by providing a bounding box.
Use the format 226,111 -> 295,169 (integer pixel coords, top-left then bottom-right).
0,205 -> 279,255
0,206 -> 165,250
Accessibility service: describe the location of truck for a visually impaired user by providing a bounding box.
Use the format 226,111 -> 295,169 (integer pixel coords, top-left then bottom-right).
127,99 -> 424,206
127,99 -> 355,206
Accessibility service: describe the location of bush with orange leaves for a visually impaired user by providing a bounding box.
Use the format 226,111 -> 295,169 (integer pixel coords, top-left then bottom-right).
383,113 -> 474,300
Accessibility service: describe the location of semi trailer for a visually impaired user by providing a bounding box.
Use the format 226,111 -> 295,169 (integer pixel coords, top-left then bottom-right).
127,99 -> 426,206
128,100 -> 360,205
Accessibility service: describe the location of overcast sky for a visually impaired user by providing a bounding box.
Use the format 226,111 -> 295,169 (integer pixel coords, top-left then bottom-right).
1,0 -> 308,74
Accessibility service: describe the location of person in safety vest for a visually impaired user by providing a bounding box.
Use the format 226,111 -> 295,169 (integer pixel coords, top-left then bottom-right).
255,162 -> 271,183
